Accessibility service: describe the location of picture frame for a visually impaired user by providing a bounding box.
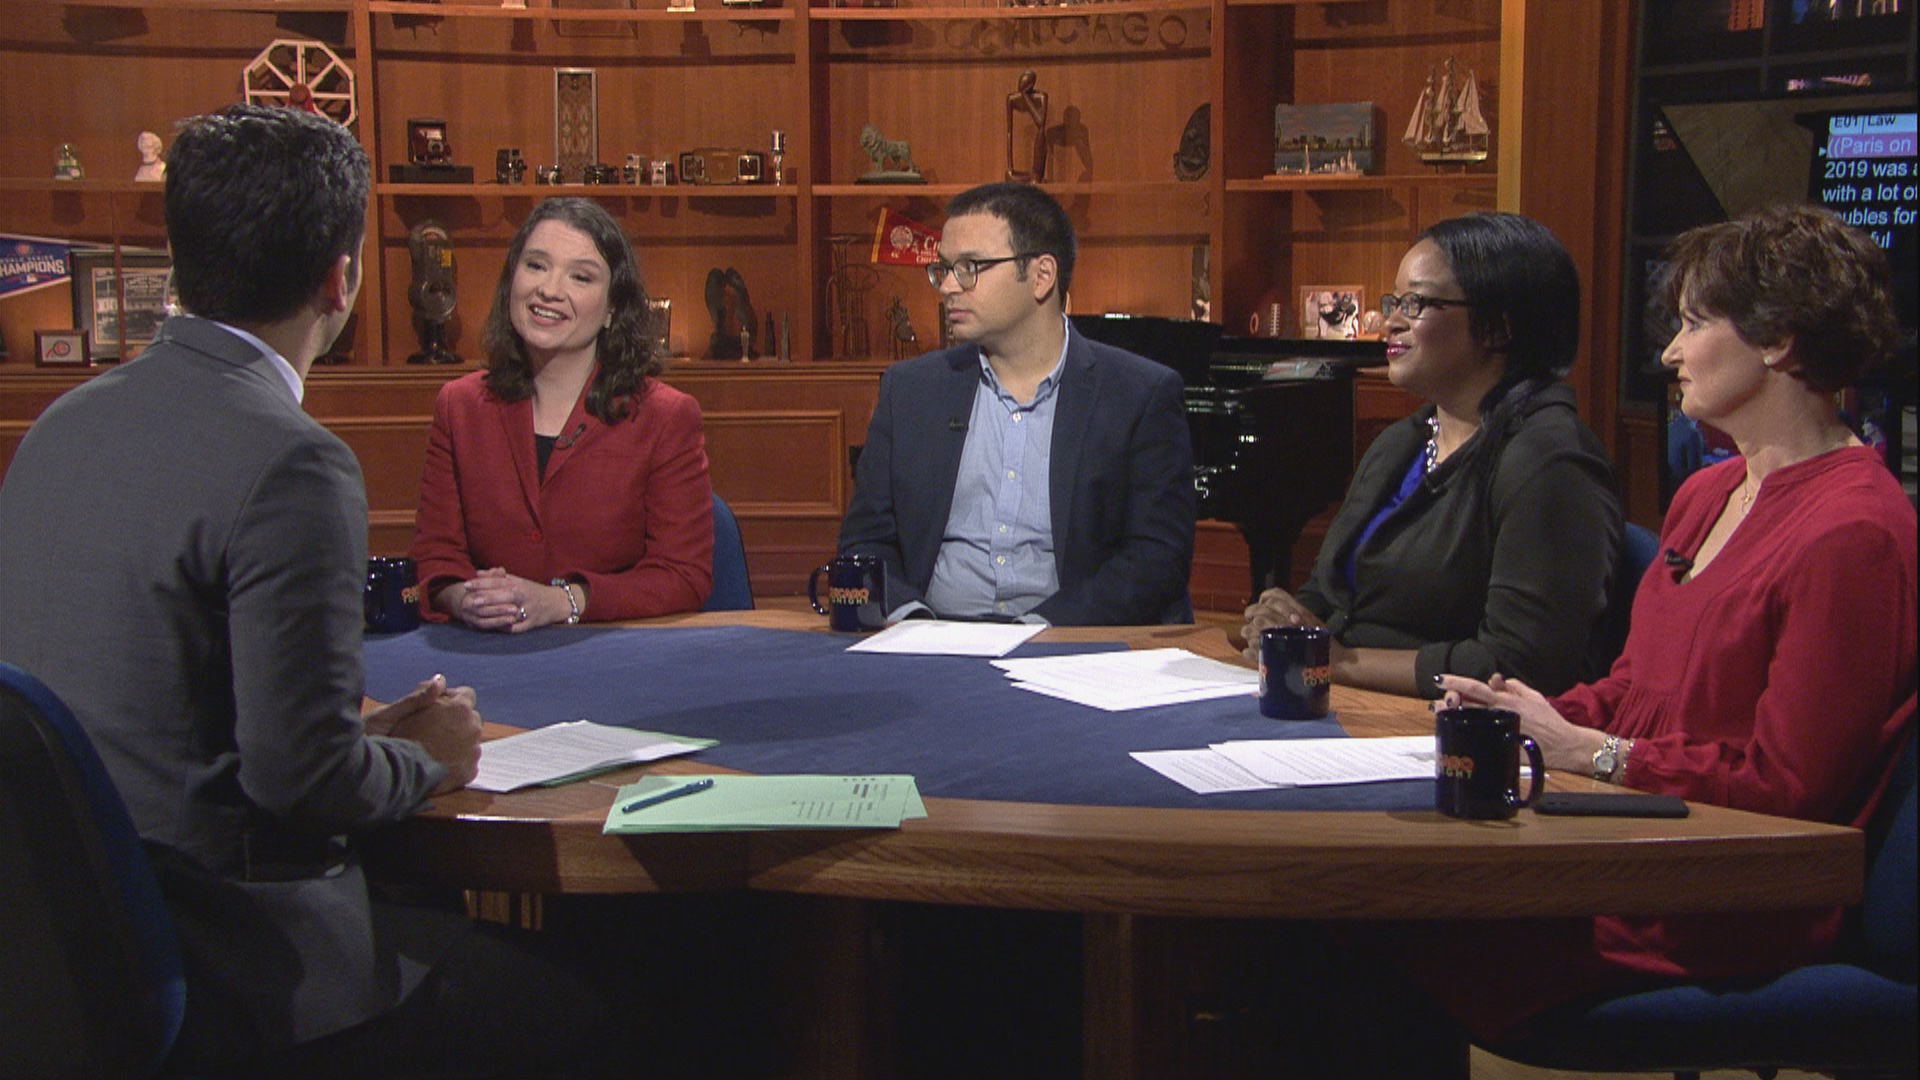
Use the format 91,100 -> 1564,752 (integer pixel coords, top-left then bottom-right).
34,329 -> 90,367
1272,102 -> 1377,177
70,249 -> 173,361
1299,286 -> 1364,340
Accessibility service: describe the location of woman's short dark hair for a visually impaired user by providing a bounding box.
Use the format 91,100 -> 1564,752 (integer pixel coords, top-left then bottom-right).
1659,203 -> 1897,392
1419,212 -> 1582,382
942,181 -> 1077,298
482,197 -> 657,422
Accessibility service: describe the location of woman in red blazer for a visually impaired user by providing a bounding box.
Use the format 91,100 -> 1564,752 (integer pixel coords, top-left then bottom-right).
411,197 -> 713,628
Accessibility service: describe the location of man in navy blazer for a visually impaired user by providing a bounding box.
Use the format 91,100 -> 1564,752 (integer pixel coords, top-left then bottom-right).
839,183 -> 1195,625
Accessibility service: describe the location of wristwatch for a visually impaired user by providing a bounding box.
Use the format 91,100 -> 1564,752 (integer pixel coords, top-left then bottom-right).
551,578 -> 582,625
1591,735 -> 1623,783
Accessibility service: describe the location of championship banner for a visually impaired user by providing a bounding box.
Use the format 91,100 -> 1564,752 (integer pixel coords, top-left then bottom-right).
0,234 -> 72,300
871,208 -> 940,266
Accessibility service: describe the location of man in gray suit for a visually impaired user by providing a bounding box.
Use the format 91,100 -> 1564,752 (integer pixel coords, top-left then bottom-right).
0,105 -> 615,1077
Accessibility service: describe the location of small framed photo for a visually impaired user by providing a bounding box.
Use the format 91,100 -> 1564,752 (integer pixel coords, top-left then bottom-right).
70,249 -> 174,361
1300,286 -> 1365,340
34,329 -> 91,367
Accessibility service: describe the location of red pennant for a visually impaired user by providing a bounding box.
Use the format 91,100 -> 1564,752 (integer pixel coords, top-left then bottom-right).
871,208 -> 940,266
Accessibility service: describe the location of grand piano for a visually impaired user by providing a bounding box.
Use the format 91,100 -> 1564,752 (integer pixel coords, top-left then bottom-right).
1071,315 -> 1387,604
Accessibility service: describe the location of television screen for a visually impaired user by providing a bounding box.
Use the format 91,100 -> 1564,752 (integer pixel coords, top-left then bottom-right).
1805,108 -> 1918,282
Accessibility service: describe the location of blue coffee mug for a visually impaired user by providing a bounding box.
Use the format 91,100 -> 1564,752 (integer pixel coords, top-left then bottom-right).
364,556 -> 422,634
808,554 -> 887,632
1258,625 -> 1332,719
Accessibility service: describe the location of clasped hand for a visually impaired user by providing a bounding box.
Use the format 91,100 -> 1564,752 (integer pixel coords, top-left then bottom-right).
448,567 -> 564,633
364,673 -> 483,794
1239,587 -> 1326,662
1434,673 -> 1607,774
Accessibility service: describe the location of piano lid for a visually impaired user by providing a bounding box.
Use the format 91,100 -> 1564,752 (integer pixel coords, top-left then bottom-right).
1071,313 -> 1386,387
1069,314 -> 1221,386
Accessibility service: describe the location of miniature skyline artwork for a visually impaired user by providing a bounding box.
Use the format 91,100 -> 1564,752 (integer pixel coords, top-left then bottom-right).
1272,102 -> 1375,177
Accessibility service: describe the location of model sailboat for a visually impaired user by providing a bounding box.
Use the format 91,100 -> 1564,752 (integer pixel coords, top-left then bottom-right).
1404,57 -> 1490,164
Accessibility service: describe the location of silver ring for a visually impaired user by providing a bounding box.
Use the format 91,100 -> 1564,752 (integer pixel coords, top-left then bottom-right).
515,606 -> 528,623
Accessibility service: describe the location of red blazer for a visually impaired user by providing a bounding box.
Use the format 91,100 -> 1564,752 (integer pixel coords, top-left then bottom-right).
411,370 -> 713,620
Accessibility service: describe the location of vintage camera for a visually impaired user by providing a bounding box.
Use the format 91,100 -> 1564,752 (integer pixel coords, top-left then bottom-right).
677,148 -> 765,185
408,118 -> 452,166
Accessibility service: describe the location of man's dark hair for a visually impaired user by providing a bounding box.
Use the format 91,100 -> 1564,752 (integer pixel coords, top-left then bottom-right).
1419,211 -> 1581,382
943,182 -> 1077,299
481,197 -> 658,424
164,103 -> 369,324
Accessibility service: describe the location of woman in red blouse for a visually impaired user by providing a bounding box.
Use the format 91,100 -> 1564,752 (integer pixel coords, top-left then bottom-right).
411,198 -> 713,629
1430,203 -> 1916,1041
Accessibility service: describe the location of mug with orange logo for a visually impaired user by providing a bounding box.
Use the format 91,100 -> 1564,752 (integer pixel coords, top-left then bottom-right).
1258,625 -> 1332,719
1434,706 -> 1544,820
364,555 -> 422,634
808,553 -> 887,632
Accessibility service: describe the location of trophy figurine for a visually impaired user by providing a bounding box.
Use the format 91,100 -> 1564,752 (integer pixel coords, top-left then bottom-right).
855,125 -> 923,184
703,267 -> 756,360
406,220 -> 460,364
769,130 -> 786,185
54,144 -> 84,181
1005,70 -> 1049,183
884,296 -> 917,361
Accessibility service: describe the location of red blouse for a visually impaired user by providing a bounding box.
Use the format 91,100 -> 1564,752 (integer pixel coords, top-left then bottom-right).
1415,446 -> 1916,1043
410,370 -> 713,621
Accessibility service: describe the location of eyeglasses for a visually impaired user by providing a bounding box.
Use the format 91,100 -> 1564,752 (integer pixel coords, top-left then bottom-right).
926,254 -> 1029,291
1379,292 -> 1475,320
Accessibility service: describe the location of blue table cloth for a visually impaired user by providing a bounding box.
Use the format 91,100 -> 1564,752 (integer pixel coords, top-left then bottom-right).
362,624 -> 1434,811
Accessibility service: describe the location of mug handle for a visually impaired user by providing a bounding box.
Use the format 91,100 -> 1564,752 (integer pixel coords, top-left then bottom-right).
1509,734 -> 1547,809
807,563 -> 832,615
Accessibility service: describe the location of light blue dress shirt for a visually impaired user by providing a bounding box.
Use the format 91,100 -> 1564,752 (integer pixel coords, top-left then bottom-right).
921,325 -> 1070,622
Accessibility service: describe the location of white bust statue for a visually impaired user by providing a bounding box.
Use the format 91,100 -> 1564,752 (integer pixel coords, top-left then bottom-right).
134,131 -> 165,182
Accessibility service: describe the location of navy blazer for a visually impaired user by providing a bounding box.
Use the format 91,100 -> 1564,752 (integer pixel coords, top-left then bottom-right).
839,328 -> 1195,625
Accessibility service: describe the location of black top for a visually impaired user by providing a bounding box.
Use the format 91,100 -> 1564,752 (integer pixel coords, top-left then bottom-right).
1296,380 -> 1623,697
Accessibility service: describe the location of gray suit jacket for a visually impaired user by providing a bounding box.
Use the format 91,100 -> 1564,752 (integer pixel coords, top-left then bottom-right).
0,317 -> 450,1064
838,328 -> 1195,625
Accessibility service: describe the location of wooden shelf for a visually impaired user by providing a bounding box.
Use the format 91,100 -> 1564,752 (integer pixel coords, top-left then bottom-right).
813,180 -> 1203,196
1224,173 -> 1496,193
36,0 -> 349,9
369,1 -> 794,21
377,182 -> 796,196
809,0 -> 1208,21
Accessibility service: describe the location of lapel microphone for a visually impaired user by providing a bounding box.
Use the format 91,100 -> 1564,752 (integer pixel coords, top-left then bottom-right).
554,422 -> 587,450
1664,548 -> 1693,580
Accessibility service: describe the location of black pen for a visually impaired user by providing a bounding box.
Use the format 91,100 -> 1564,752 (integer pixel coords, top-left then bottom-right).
619,777 -> 715,814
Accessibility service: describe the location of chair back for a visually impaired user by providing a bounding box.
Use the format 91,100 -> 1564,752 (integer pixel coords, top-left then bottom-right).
702,492 -> 755,612
1597,522 -> 1660,668
1856,720 -> 1916,982
0,662 -> 186,1080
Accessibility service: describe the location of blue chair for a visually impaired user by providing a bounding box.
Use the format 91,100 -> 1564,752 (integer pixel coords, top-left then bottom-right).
701,492 -> 755,612
1486,725 -> 1918,1079
1597,521 -> 1662,668
0,661 -> 188,1080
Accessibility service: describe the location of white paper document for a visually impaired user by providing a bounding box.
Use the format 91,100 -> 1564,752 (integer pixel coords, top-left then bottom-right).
1208,735 -> 1434,787
1130,748 -> 1276,793
845,619 -> 1046,657
991,648 -> 1258,711
471,720 -> 713,793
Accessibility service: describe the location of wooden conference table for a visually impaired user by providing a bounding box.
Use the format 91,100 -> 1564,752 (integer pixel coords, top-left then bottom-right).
363,610 -> 1863,1078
